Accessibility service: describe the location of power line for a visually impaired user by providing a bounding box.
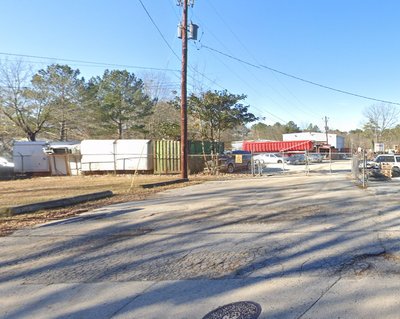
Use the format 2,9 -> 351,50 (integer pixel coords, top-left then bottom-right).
193,43 -> 286,123
0,82 -> 181,89
204,0 -> 260,66
267,68 -> 323,121
194,2 -> 334,124
138,0 -> 281,111
201,44 -> 400,106
202,44 -> 260,69
204,0 -> 319,122
137,0 -> 181,61
195,43 -> 309,123
137,0 -> 225,92
168,0 -> 182,21
191,9 -> 303,124
259,64 -> 400,106
0,52 -> 180,73
191,13 -> 295,122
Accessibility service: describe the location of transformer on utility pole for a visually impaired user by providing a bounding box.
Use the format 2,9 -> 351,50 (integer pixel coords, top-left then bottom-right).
177,22 -> 198,40
177,0 -> 197,179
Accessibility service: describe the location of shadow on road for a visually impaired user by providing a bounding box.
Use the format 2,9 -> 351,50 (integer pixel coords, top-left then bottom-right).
1,173 -> 399,318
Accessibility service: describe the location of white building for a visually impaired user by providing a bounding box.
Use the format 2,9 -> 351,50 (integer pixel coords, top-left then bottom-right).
282,132 -> 345,150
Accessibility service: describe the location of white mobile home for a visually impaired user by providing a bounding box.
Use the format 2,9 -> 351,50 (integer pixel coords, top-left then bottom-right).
80,139 -> 153,173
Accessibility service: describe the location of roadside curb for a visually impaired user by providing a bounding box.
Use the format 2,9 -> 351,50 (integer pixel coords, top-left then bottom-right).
0,191 -> 113,216
140,178 -> 189,189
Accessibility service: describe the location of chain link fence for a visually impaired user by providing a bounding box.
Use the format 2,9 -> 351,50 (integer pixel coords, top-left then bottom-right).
201,151 -> 354,177
351,151 -> 369,187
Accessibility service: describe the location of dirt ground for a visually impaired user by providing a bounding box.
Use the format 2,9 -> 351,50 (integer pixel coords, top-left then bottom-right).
0,173 -> 242,237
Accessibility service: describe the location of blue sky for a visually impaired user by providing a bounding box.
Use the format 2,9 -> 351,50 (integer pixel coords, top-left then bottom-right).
0,0 -> 399,132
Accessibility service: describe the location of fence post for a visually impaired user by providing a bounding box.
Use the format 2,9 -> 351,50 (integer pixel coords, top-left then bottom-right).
251,146 -> 255,176
113,140 -> 117,175
362,149 -> 366,188
305,151 -> 309,175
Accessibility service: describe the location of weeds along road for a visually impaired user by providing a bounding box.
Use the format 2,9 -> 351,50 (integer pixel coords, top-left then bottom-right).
1,172 -> 400,319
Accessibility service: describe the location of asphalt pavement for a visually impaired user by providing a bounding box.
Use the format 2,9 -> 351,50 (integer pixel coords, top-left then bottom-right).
1,168 -> 399,318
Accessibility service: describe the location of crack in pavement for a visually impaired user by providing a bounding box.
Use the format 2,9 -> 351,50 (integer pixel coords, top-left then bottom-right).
109,282 -> 158,318
296,276 -> 342,319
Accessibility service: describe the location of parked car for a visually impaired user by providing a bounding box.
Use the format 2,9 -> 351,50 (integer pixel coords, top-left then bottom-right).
307,153 -> 323,163
0,157 -> 14,168
0,156 -> 14,180
373,154 -> 400,176
358,159 -> 376,170
285,154 -> 307,165
253,153 -> 284,164
209,150 -> 252,173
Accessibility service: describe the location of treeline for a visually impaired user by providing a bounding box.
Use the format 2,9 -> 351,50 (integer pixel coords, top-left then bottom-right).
0,62 -> 156,143
1,60 -> 399,155
0,61 -> 257,154
249,121 -> 321,141
248,103 -> 400,151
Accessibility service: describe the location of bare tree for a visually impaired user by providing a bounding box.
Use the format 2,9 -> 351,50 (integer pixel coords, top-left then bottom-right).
145,101 -> 180,140
363,103 -> 400,144
0,60 -> 51,141
140,71 -> 176,102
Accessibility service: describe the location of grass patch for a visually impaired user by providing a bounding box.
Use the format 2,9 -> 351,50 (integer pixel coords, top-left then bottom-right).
0,173 -> 235,236
0,174 -> 180,209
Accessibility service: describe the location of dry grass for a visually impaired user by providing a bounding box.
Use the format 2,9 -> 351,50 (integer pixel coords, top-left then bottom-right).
0,174 -> 183,208
0,173 -> 236,237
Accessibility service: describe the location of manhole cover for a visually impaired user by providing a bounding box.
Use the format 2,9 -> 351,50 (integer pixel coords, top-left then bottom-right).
202,301 -> 261,319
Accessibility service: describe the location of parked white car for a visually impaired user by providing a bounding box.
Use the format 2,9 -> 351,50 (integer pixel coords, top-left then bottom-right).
253,153 -> 284,164
374,154 -> 400,176
359,154 -> 400,177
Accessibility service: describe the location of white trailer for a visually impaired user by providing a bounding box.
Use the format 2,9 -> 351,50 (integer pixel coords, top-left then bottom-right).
13,141 -> 50,174
80,139 -> 153,173
13,141 -> 81,175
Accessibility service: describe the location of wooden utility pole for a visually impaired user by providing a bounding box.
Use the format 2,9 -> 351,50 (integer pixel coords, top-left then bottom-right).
177,0 -> 197,179
179,0 -> 189,179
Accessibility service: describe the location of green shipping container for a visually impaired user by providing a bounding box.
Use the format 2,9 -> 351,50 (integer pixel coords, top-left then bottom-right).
188,141 -> 224,155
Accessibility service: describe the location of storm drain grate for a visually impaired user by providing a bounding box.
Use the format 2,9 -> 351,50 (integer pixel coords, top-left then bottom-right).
202,301 -> 261,319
